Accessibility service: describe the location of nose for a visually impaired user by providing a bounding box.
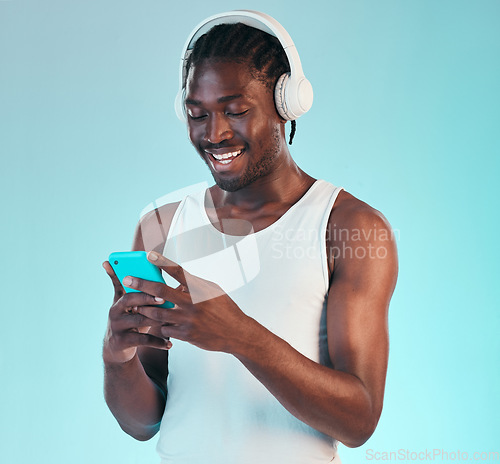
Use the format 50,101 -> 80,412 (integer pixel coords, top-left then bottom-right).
204,114 -> 233,144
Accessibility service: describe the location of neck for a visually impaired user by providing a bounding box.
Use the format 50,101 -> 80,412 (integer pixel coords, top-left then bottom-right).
209,153 -> 315,211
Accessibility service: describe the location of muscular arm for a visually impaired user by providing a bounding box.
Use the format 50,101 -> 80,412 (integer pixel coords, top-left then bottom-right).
103,341 -> 167,441
103,203 -> 179,440
232,197 -> 398,447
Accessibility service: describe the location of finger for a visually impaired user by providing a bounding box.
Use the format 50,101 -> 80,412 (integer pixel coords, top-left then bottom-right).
103,261 -> 125,297
122,275 -> 190,306
147,251 -> 190,287
114,291 -> 167,314
160,324 -> 187,342
136,305 -> 185,325
118,331 -> 172,350
111,310 -> 164,329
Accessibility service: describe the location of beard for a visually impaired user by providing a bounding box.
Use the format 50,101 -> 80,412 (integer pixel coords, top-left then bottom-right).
213,151 -> 276,192
206,127 -> 282,192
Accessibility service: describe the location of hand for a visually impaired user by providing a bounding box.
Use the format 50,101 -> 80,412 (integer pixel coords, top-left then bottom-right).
125,251 -> 251,353
102,261 -> 172,365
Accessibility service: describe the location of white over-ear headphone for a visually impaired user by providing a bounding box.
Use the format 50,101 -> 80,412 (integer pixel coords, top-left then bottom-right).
175,10 -> 313,122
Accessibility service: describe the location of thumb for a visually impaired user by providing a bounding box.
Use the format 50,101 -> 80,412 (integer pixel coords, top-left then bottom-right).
103,261 -> 125,301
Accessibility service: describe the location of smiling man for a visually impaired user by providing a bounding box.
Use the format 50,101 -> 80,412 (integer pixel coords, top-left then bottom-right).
103,11 -> 398,464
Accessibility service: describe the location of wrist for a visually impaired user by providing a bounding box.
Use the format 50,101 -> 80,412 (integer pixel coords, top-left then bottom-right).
229,315 -> 270,359
103,345 -> 138,367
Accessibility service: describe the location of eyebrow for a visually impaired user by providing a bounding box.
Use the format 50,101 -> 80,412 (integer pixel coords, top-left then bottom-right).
185,94 -> 243,106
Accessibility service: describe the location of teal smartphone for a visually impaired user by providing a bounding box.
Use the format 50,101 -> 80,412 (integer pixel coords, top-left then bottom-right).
108,251 -> 174,309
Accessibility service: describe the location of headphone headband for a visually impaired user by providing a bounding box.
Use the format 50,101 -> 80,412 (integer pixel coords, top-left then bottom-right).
175,10 -> 313,122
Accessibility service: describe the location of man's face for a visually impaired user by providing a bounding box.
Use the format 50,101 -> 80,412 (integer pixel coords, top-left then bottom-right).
185,59 -> 286,192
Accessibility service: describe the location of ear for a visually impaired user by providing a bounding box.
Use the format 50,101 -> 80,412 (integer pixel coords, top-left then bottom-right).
277,112 -> 288,124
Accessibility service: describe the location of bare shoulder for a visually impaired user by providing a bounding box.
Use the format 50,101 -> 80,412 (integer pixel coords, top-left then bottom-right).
330,190 -> 391,231
132,201 -> 181,253
327,190 -> 398,277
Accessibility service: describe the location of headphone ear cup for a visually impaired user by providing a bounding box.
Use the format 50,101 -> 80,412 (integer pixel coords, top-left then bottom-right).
274,73 -> 291,121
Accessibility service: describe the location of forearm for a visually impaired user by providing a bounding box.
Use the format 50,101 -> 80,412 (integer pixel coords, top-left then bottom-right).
232,318 -> 377,448
103,354 -> 166,441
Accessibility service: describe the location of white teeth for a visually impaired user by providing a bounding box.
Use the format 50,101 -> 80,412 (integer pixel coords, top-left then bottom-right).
209,150 -> 242,161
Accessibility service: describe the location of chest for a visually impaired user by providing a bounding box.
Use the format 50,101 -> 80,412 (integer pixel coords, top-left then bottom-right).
204,202 -> 293,235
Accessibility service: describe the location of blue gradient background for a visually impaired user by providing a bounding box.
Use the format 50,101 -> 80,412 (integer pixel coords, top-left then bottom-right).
1,1 -> 498,463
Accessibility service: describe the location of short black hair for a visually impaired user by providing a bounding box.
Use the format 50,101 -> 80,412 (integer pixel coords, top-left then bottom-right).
185,22 -> 297,144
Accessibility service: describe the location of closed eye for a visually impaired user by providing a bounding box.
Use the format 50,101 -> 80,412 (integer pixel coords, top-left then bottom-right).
187,114 -> 207,121
226,110 -> 249,117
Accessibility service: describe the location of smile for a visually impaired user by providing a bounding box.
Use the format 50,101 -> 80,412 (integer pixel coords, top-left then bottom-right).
205,149 -> 244,165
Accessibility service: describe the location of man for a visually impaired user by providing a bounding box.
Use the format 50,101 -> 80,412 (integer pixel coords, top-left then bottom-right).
103,12 -> 398,464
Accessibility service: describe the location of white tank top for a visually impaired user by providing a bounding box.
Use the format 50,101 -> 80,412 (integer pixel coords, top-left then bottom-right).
157,179 -> 343,464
